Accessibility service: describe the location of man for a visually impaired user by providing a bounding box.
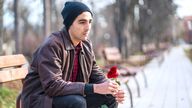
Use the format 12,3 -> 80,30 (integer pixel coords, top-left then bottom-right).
21,1 -> 124,108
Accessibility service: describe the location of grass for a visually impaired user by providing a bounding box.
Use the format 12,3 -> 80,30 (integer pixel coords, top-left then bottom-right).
96,59 -> 105,67
0,87 -> 18,108
184,48 -> 192,62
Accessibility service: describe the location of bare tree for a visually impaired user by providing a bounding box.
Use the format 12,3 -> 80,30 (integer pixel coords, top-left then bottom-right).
43,0 -> 51,38
51,0 -> 60,31
14,0 -> 19,53
138,0 -> 176,46
114,0 -> 176,54
114,0 -> 138,57
20,5 -> 30,37
89,1 -> 98,47
0,0 -> 3,55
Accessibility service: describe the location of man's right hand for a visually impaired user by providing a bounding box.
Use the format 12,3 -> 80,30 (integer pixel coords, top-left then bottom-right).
93,81 -> 119,95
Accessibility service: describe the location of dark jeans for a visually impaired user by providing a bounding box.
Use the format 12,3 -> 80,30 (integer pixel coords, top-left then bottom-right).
52,94 -> 118,108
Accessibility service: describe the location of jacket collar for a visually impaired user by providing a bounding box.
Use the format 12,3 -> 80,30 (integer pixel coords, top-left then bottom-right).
61,27 -> 85,55
61,27 -> 75,50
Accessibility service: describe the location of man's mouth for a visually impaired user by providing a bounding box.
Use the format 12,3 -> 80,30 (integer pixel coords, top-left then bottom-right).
83,32 -> 89,35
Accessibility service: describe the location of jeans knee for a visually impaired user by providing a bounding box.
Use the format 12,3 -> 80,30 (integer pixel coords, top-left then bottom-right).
52,95 -> 86,108
72,95 -> 86,108
106,95 -> 118,108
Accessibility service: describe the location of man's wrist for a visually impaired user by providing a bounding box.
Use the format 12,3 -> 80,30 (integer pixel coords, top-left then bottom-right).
84,84 -> 93,95
93,84 -> 100,94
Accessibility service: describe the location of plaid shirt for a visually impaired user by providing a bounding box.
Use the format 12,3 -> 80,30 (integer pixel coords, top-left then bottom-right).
70,43 -> 82,82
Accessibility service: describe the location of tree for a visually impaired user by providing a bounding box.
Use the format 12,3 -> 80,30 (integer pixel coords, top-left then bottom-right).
100,0 -> 176,57
0,0 -> 3,55
51,0 -> 60,32
14,0 -> 19,53
89,1 -> 98,47
43,0 -> 51,38
114,0 -> 139,57
138,0 -> 176,47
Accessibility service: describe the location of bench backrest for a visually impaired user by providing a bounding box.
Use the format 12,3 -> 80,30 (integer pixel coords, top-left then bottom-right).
103,47 -> 150,66
103,47 -> 122,64
0,54 -> 28,83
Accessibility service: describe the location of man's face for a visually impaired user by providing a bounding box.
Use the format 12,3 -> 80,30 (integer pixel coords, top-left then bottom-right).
68,12 -> 92,46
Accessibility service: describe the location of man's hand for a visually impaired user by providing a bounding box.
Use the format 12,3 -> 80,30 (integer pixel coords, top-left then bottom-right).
114,89 -> 125,103
93,81 -> 119,95
93,81 -> 125,103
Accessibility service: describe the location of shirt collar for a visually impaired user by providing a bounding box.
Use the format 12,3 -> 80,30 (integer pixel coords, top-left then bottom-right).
75,42 -> 82,51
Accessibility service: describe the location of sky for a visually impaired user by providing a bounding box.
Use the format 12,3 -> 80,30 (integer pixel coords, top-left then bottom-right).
3,0 -> 192,28
89,0 -> 192,18
174,0 -> 192,17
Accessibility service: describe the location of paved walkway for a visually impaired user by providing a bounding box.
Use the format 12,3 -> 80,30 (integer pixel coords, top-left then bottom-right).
118,45 -> 192,108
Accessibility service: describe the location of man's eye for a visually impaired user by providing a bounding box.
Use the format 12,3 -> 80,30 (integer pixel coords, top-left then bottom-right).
79,21 -> 86,24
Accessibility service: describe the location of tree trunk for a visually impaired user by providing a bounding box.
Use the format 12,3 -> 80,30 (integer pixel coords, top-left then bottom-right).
114,0 -> 124,55
114,0 -> 138,57
14,0 -> 19,54
51,0 -> 60,31
43,0 -> 51,38
139,0 -> 176,45
90,1 -> 98,47
0,0 -> 3,55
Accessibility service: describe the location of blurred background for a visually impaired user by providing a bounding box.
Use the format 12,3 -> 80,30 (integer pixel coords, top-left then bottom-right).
0,0 -> 191,60
0,0 -> 192,108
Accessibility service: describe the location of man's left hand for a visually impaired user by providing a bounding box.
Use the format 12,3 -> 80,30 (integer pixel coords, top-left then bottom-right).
114,89 -> 125,103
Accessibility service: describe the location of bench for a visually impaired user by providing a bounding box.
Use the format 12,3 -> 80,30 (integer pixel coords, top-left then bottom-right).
0,54 -> 28,108
142,43 -> 160,59
103,47 -> 149,85
102,47 -> 148,108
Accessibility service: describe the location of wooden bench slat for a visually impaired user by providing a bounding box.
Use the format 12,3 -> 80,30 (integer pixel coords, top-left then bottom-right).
0,54 -> 28,108
103,47 -> 122,63
127,55 -> 150,66
0,67 -> 28,83
0,54 -> 27,68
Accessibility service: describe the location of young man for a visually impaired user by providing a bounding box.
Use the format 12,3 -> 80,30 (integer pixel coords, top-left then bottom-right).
21,1 -> 124,108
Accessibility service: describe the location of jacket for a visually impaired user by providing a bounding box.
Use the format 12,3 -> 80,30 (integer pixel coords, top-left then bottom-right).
21,28 -> 107,108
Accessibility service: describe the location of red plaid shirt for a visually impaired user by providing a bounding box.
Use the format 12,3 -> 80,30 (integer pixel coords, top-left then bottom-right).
70,43 -> 81,82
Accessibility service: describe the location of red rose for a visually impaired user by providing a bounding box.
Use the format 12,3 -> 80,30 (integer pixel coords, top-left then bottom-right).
107,66 -> 119,78
107,66 -> 120,85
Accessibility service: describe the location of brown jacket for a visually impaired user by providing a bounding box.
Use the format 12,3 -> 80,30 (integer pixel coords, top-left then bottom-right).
21,28 -> 107,108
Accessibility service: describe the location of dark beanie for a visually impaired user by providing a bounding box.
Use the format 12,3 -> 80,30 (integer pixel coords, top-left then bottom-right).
61,1 -> 93,31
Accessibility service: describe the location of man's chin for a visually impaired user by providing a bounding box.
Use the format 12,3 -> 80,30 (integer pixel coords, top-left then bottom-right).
82,37 -> 88,40
82,35 -> 88,40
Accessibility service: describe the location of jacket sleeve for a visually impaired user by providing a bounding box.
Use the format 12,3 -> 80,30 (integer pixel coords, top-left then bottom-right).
36,37 -> 85,97
88,42 -> 108,84
89,59 -> 108,84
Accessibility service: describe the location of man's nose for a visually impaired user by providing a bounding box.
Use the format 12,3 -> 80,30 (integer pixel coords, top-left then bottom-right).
86,23 -> 91,30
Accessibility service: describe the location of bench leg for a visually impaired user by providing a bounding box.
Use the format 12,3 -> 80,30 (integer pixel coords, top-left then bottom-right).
16,92 -> 21,108
124,81 -> 133,108
141,69 -> 148,88
133,76 -> 141,97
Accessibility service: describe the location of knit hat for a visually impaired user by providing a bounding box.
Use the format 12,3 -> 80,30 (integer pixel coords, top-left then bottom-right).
61,1 -> 93,31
